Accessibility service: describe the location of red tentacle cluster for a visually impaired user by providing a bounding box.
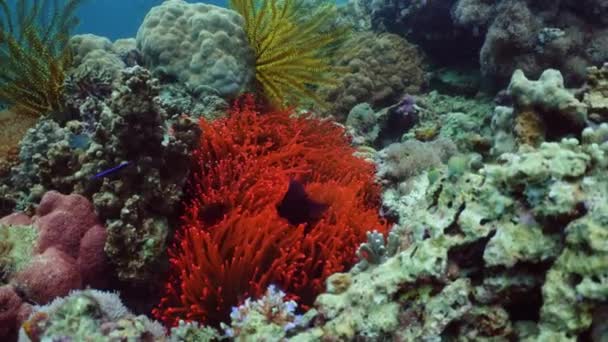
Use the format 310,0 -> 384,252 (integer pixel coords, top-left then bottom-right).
153,95 -> 388,327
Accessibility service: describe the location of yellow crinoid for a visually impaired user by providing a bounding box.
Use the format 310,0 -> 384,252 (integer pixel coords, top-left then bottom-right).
0,0 -> 83,118
230,0 -> 349,109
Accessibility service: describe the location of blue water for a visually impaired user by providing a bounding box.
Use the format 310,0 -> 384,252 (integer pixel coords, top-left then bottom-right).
75,0 -> 228,41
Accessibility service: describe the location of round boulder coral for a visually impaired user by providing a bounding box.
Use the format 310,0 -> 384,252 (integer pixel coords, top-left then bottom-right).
318,32 -> 425,121
34,190 -> 100,258
136,0 -> 254,97
1,191 -> 111,305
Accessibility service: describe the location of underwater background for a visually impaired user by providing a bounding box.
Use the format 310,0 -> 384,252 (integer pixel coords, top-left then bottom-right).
75,0 -> 349,40
1,0 -> 608,341
76,1 -> 221,40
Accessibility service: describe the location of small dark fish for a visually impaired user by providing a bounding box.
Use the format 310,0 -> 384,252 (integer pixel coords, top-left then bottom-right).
276,179 -> 328,226
92,161 -> 131,179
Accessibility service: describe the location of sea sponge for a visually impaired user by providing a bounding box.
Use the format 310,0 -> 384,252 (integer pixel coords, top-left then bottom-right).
318,32 -> 425,121
136,0 -> 254,97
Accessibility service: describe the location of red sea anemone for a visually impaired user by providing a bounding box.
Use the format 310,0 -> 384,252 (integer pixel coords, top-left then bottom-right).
153,95 -> 388,327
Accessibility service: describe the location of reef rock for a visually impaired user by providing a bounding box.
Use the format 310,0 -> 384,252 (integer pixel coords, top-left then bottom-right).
287,132 -> 608,340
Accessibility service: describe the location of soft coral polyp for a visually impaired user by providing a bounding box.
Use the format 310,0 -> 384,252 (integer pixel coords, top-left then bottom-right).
154,95 -> 388,327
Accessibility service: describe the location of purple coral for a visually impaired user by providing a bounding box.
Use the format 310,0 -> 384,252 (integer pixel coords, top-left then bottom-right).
224,285 -> 303,337
382,94 -> 419,142
395,94 -> 417,116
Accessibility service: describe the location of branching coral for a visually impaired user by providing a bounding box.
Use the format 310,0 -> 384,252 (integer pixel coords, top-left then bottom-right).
153,95 -> 388,327
0,0 -> 83,117
230,0 -> 349,108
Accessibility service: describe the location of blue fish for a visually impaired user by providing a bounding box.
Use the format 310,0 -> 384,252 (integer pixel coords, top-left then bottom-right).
92,161 -> 131,179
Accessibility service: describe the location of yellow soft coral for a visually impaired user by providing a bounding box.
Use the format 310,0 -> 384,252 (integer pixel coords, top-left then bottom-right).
230,0 -> 349,109
0,0 -> 82,118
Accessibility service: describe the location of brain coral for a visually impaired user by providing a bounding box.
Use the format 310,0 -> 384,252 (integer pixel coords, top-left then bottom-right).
318,32 -> 425,122
136,0 -> 254,97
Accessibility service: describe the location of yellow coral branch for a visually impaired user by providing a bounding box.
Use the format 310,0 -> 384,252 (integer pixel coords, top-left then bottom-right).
230,0 -> 349,109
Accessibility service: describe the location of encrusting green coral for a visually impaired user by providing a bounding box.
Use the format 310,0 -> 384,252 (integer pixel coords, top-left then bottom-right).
0,223 -> 37,282
20,289 -> 166,341
281,132 -> 608,340
229,0 -> 350,108
0,0 -> 83,117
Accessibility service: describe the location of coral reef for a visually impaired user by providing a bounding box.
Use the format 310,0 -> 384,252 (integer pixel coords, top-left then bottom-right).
508,69 -> 587,130
0,191 -> 110,340
285,134 -> 608,340
230,0 -> 349,108
345,95 -> 420,148
0,109 -> 38,175
583,62 -> 608,124
153,95 -> 388,328
18,289 -> 165,341
0,191 -> 110,302
376,138 -> 458,183
64,34 -> 134,123
136,0 -> 254,97
2,0 -> 608,340
319,32 -> 425,121
222,285 -> 306,340
0,285 -> 31,341
0,0 -> 84,172
0,0 -> 82,118
366,0 -> 608,85
491,67 -> 595,155
1,66 -> 201,283
345,91 -> 495,156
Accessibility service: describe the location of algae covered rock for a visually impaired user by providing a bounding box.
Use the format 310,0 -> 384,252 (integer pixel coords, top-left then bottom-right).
291,134 -> 608,340
584,62 -> 608,123
508,69 -> 587,128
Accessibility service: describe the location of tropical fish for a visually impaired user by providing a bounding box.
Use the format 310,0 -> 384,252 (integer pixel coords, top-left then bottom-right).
276,179 -> 328,226
91,161 -> 131,179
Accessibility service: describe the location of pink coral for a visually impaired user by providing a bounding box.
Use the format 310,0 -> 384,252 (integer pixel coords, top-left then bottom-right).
0,285 -> 31,341
34,190 -> 100,258
1,191 -> 111,307
77,224 -> 111,286
0,212 -> 32,226
13,247 -> 82,304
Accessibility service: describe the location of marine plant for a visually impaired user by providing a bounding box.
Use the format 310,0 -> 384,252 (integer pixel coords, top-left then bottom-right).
153,95 -> 388,327
0,0 -> 83,117
229,0 -> 349,108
